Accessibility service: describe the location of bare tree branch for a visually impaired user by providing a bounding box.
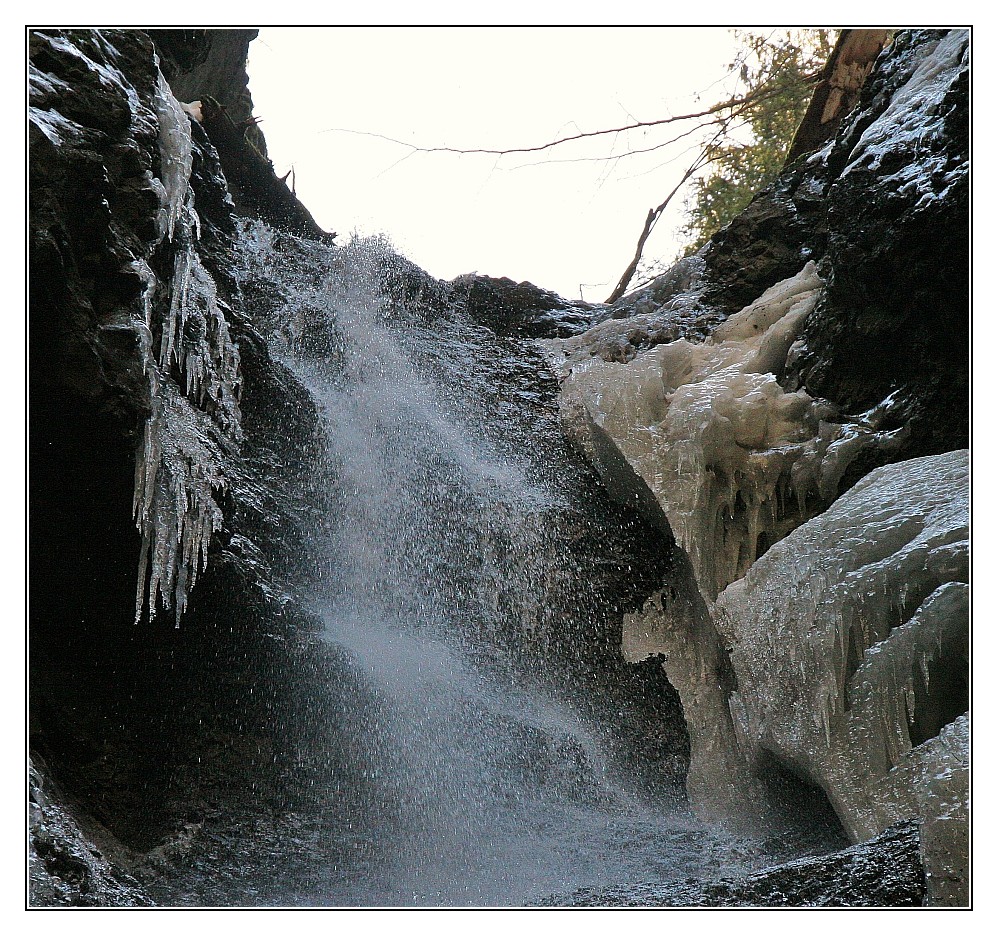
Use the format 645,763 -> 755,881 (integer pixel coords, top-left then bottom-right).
602,44 -> 832,303
604,121 -> 733,304
316,57 -> 826,303
604,150 -> 721,304
506,117 -> 741,171
318,75 -> 822,160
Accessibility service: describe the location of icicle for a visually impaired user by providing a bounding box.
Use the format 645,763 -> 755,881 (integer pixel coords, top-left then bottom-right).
151,69 -> 193,243
131,69 -> 242,626
133,385 -> 229,625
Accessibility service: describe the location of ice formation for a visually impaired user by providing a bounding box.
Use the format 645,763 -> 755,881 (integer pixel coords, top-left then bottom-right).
132,208 -> 241,626
558,263 -> 905,600
28,32 -> 234,625
133,381 -> 230,626
622,570 -> 769,822
151,69 -> 194,244
157,195 -> 242,436
714,451 -> 968,818
553,246 -> 969,901
132,67 -> 241,624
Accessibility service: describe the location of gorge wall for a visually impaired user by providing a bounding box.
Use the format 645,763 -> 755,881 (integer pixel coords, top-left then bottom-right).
28,28 -> 969,907
29,28 -> 339,901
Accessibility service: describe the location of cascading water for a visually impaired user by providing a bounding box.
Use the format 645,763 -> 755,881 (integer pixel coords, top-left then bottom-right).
185,222 -> 836,908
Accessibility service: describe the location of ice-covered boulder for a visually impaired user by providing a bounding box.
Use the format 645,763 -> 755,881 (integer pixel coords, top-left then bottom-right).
716,450 -> 968,903
620,451 -> 968,904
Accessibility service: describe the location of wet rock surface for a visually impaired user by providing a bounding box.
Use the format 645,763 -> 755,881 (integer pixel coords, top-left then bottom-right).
738,31 -> 966,464
791,29 -> 969,462
29,759 -> 154,907
452,273 -> 599,338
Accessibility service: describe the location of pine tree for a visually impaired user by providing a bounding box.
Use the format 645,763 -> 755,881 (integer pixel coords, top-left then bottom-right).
679,30 -> 837,252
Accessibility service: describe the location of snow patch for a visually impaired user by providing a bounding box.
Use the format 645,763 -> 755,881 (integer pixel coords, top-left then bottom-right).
845,30 -> 967,178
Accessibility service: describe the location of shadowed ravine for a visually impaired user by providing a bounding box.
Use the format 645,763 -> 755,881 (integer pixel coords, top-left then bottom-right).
28,28 -> 968,908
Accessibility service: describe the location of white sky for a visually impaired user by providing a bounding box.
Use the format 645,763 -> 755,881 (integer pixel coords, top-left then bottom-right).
246,26 -> 746,301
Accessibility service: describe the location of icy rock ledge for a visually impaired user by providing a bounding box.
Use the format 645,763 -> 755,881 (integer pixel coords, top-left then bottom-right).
556,262 -> 905,600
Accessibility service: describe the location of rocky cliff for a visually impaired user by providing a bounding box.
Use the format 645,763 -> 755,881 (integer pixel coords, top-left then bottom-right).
548,28 -> 969,905
28,27 -> 969,907
29,28 -> 337,899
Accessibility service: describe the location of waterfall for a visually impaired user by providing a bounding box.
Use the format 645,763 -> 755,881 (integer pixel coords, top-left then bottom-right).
222,224 -> 811,907
26,28 -> 968,908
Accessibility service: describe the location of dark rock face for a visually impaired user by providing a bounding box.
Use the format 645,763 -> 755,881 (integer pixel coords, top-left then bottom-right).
29,28 -> 172,656
152,28 -> 265,153
792,30 -> 969,461
614,31 -> 967,469
153,28 -> 331,237
697,165 -> 821,314
452,274 -> 598,338
695,30 -> 968,464
30,30 -> 161,415
533,823 -> 925,907
29,27 -> 332,883
199,97 -> 332,239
